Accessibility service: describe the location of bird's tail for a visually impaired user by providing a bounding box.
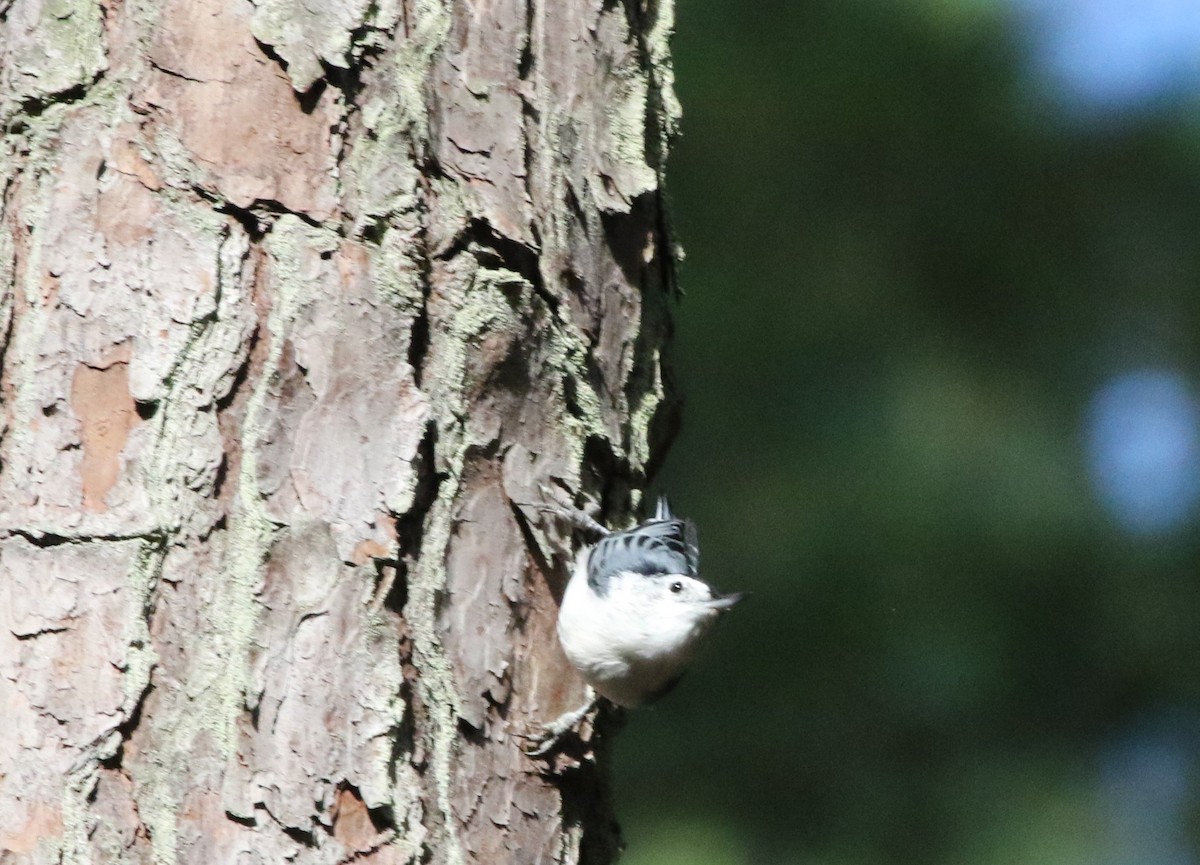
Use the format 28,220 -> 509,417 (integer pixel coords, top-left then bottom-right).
654,495 -> 674,521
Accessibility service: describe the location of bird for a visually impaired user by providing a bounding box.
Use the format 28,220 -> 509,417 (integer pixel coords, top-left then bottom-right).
528,495 -> 743,754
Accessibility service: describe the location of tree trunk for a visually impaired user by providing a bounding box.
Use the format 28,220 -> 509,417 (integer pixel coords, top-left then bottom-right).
0,0 -> 680,861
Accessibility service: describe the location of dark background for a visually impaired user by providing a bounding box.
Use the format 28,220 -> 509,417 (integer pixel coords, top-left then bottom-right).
614,2 -> 1200,863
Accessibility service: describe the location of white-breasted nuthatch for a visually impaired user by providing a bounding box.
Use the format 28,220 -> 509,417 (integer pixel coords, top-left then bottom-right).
537,495 -> 742,745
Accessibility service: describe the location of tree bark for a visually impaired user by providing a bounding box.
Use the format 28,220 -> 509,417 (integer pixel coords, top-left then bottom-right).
0,0 -> 680,861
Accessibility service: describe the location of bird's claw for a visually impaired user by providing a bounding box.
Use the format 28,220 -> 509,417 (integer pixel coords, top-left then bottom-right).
522,693 -> 599,758
532,485 -> 610,540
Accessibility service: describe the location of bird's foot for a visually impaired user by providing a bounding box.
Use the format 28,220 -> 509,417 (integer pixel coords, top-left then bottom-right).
533,485 -> 610,540
523,691 -> 600,757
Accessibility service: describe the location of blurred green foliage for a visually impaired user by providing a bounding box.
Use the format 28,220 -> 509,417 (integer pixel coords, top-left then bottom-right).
613,2 -> 1200,863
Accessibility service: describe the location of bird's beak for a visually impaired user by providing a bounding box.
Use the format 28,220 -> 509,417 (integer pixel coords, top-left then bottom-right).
707,591 -> 747,611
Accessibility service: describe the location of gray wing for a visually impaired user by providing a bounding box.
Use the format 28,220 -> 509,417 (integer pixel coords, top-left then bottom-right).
587,513 -> 700,595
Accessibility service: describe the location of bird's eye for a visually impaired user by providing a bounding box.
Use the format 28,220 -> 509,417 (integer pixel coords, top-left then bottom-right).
670,581 -> 684,594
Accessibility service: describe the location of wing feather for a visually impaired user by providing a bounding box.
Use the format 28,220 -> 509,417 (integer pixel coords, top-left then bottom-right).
587,508 -> 699,594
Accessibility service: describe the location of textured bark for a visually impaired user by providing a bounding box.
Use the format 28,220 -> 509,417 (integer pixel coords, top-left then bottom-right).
0,0 -> 680,862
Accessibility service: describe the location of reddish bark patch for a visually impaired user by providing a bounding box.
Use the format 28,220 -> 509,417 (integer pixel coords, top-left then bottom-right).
71,348 -> 138,513
0,801 -> 63,854
110,125 -> 164,191
351,538 -> 389,565
141,0 -> 339,220
331,786 -> 381,852
97,173 -> 158,245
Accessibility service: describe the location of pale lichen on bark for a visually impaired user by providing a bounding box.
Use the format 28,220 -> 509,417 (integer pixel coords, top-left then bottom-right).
214,216 -> 319,753
0,0 -> 107,122
249,0 -> 385,93
1,0 -> 683,861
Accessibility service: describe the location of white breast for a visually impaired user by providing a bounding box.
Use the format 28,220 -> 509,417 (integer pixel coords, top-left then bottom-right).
556,554 -> 716,707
